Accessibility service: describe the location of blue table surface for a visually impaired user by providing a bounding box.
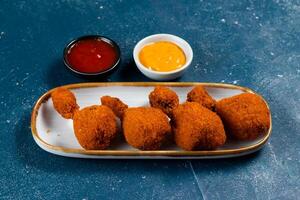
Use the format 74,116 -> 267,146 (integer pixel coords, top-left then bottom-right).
0,0 -> 299,199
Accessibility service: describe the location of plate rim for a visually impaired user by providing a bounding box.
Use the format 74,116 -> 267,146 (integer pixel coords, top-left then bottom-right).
30,82 -> 272,158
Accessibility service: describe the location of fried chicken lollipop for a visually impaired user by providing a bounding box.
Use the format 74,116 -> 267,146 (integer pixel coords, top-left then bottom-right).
149,86 -> 179,116
216,93 -> 270,140
51,88 -> 118,150
73,105 -> 117,150
187,85 -> 216,111
101,96 -> 171,150
51,88 -> 79,119
101,96 -> 128,119
172,102 -> 226,150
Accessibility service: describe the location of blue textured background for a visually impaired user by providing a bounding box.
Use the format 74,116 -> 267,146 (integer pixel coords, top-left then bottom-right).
0,0 -> 299,199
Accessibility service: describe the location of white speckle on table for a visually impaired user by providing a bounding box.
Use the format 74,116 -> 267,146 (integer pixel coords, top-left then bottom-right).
221,18 -> 226,23
221,80 -> 225,83
142,175 -> 146,179
6,120 -> 10,123
0,31 -> 5,39
25,164 -> 30,173
189,161 -> 205,200
194,63 -> 200,71
270,52 -> 275,56
229,72 -> 232,76
16,82 -> 19,85
97,16 -> 101,19
99,6 -> 104,9
277,74 -> 283,78
268,142 -> 279,164
232,80 -> 239,84
234,21 -> 239,25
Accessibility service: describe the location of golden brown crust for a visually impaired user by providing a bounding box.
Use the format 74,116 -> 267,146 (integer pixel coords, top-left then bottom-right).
216,93 -> 270,140
172,102 -> 226,150
122,107 -> 172,150
187,85 -> 216,111
149,86 -> 179,116
101,96 -> 128,119
51,88 -> 79,119
73,105 -> 118,150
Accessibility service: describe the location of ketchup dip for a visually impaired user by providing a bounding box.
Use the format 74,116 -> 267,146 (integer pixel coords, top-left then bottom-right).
64,36 -> 120,75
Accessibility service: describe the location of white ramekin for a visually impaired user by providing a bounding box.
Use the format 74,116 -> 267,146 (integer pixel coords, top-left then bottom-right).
133,34 -> 193,81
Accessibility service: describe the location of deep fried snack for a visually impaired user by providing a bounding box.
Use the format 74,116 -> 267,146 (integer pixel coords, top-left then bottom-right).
101,96 -> 128,119
122,107 -> 171,150
216,93 -> 270,140
73,105 -> 118,150
187,85 -> 216,111
149,86 -> 179,116
51,88 -> 79,119
101,96 -> 172,150
172,102 -> 226,150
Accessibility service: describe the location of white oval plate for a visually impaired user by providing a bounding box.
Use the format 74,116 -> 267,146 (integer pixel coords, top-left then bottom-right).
31,82 -> 272,159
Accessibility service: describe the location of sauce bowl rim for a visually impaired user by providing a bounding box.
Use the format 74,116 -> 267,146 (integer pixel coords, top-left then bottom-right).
63,35 -> 121,76
133,33 -> 193,75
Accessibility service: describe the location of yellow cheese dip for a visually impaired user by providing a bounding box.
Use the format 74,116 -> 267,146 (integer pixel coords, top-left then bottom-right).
139,41 -> 186,72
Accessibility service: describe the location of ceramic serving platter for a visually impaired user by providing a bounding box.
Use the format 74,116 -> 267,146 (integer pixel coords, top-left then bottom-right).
31,82 -> 272,159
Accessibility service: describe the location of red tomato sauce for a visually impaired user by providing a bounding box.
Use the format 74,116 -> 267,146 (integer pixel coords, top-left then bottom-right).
66,38 -> 118,73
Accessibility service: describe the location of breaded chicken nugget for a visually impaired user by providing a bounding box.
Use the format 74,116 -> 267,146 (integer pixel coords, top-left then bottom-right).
187,85 -> 216,111
172,102 -> 226,150
101,96 -> 171,150
123,107 -> 171,150
216,93 -> 270,140
73,105 -> 118,150
149,86 -> 179,116
51,88 -> 79,119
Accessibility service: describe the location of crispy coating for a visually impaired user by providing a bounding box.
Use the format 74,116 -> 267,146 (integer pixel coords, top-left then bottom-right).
73,105 -> 118,150
122,107 -> 171,150
51,88 -> 79,119
187,85 -> 216,111
216,93 -> 270,140
172,102 -> 226,150
101,96 -> 128,119
149,86 -> 179,116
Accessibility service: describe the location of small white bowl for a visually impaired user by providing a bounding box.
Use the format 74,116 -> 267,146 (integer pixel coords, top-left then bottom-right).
133,34 -> 193,81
